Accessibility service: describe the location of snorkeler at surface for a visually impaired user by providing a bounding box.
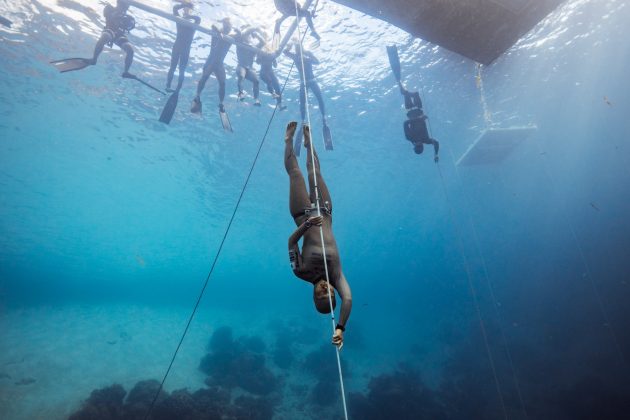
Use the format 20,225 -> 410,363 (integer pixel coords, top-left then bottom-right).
51,1 -> 135,75
50,1 -> 163,93
273,0 -> 320,42
257,44 -> 286,110
284,121 -> 351,349
191,17 -> 234,130
166,0 -> 200,92
233,25 -> 265,105
400,83 -> 439,162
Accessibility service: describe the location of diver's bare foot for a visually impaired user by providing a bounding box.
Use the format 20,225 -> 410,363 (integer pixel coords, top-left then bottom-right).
303,124 -> 311,149
285,121 -> 297,142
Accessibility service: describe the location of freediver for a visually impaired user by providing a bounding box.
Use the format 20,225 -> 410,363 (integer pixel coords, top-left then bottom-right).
284,121 -> 351,349
233,25 -> 265,106
387,45 -> 439,162
166,0 -> 201,92
273,0 -> 320,43
190,17 -> 234,130
400,84 -> 439,162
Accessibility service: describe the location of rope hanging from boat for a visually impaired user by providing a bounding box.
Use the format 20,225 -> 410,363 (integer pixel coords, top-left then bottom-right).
293,1 -> 349,419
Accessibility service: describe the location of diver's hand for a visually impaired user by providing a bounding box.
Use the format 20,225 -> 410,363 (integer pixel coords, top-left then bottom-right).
332,328 -> 344,350
305,215 -> 323,228
434,155 -> 439,163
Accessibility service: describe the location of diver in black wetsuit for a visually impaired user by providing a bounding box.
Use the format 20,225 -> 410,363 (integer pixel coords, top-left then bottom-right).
166,0 -> 200,92
90,1 -> 136,77
234,26 -> 265,106
257,46 -> 285,109
191,18 -> 234,114
284,43 -> 326,124
399,82 -> 439,162
274,0 -> 319,41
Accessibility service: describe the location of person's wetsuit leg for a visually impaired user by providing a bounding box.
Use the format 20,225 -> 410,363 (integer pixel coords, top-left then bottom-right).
244,68 -> 260,99
307,80 -> 326,120
118,41 -> 134,75
216,64 -> 227,104
270,72 -> 282,97
91,32 -> 114,64
404,91 -> 422,110
285,122 -> 311,221
260,69 -> 274,94
304,125 -> 332,209
236,66 -> 246,97
167,45 -> 180,90
299,8 -> 320,39
175,45 -> 191,91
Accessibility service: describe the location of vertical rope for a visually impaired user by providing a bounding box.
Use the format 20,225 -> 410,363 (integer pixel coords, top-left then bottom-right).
294,2 -> 349,419
414,67 -> 508,418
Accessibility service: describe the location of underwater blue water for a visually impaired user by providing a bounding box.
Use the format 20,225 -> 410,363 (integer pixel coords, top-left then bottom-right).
1,0 -> 629,419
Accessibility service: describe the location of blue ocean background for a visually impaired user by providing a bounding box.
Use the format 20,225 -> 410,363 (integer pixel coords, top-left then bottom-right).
1,0 -> 629,418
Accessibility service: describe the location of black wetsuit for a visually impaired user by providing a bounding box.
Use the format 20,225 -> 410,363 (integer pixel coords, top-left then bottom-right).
258,52 -> 282,104
402,89 -> 439,158
196,27 -> 233,105
91,5 -> 135,73
167,5 -> 200,91
102,4 -> 134,47
274,0 -> 319,40
234,30 -> 260,100
284,50 -> 326,120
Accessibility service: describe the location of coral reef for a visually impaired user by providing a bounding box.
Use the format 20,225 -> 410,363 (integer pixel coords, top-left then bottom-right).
199,327 -> 280,396
68,327 -> 279,420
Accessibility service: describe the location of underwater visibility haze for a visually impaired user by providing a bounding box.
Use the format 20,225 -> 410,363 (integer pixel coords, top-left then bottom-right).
1,0 -> 629,418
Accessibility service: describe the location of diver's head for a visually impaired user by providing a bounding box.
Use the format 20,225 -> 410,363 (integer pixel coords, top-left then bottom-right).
220,17 -> 232,33
414,142 -> 424,155
182,3 -> 194,17
313,279 -> 336,314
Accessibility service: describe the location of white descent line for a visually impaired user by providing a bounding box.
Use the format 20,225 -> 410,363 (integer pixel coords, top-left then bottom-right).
293,1 -> 349,419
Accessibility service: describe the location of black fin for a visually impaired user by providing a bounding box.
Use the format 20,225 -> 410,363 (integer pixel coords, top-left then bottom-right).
219,109 -> 233,132
159,90 -> 179,124
386,45 -> 401,82
323,123 -> 333,151
0,16 -> 12,28
50,57 -> 92,73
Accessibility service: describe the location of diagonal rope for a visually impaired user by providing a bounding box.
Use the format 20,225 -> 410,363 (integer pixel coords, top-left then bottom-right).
143,40 -> 303,420
293,2 -> 349,419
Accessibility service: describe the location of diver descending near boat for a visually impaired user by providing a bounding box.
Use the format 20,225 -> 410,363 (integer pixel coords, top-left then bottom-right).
284,121 -> 351,349
166,0 -> 200,92
387,45 -> 439,162
191,17 -> 234,131
233,26 -> 265,106
50,1 -> 163,94
401,86 -> 439,161
284,42 -> 332,150
273,0 -> 320,45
